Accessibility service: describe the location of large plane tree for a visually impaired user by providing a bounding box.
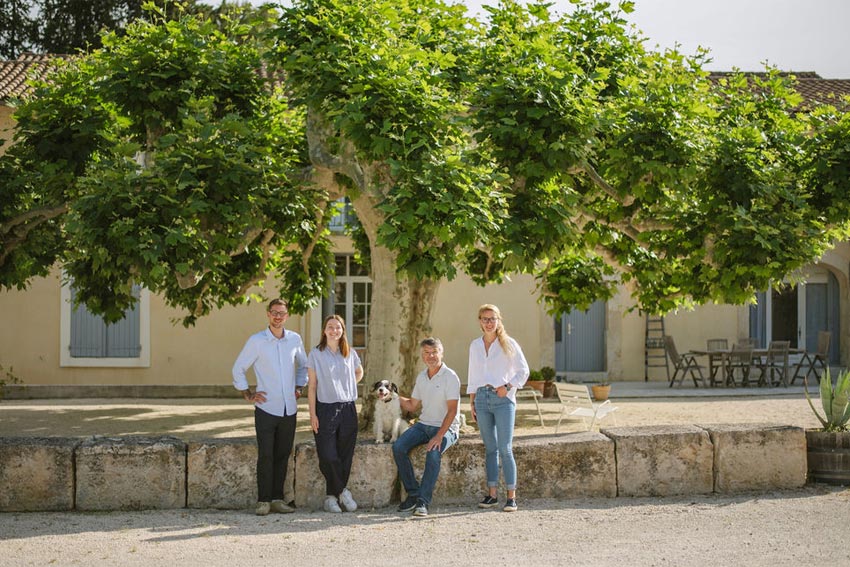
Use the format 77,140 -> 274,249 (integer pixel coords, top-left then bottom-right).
2,0 -> 850,393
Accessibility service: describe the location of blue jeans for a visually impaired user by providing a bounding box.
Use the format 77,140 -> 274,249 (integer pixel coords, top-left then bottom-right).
392,422 -> 458,506
474,386 -> 517,490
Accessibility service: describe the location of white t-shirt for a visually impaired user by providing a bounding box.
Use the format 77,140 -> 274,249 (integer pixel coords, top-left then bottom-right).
411,364 -> 462,435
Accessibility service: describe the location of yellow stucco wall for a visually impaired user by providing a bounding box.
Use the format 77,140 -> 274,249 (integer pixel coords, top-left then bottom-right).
0,268 -> 303,386
0,268 -> 544,387
1,105 -> 16,154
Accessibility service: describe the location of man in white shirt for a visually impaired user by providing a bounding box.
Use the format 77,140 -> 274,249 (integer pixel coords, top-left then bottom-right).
233,299 -> 307,516
392,337 -> 462,518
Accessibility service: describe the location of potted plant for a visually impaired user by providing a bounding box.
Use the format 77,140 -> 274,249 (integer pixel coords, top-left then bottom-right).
540,366 -> 557,398
591,381 -> 611,402
804,369 -> 850,485
526,369 -> 545,394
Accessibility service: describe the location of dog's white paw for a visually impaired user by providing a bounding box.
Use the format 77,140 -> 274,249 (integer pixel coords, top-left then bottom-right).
375,438 -> 384,444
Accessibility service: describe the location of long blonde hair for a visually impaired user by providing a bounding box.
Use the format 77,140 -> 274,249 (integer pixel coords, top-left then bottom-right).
478,304 -> 515,357
317,314 -> 351,358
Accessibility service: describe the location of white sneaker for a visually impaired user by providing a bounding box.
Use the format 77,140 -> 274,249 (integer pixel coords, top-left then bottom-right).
323,496 -> 342,513
338,488 -> 358,512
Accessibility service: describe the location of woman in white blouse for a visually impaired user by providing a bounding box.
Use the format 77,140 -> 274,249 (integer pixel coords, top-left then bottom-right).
467,304 -> 530,512
307,315 -> 363,513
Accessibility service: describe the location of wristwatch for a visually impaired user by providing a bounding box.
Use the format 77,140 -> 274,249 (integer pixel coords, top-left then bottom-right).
503,383 -> 512,392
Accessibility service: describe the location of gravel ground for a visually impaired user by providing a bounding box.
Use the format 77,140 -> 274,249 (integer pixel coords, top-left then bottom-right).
1,390 -> 842,566
0,394 -> 823,441
2,486 -> 849,567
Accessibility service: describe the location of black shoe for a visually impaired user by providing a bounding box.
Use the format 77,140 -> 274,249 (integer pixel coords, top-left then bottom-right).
503,498 -> 518,512
413,501 -> 428,517
398,495 -> 418,512
478,495 -> 498,509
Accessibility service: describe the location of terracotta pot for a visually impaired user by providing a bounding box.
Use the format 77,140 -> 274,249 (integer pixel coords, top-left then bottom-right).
591,384 -> 611,401
806,430 -> 850,485
527,380 -> 545,394
543,381 -> 557,398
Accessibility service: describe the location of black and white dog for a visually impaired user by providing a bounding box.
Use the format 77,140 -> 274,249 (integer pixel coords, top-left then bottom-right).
371,380 -> 409,444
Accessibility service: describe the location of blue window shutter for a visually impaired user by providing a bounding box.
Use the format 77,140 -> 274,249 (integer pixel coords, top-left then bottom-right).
69,284 -> 141,358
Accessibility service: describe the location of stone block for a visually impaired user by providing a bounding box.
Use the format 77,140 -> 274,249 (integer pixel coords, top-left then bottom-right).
187,438 -> 257,509
705,424 -> 807,492
603,425 -> 714,497
0,437 -> 79,511
294,441 -> 397,510
76,436 -> 186,510
515,432 -> 617,498
408,437 -> 487,505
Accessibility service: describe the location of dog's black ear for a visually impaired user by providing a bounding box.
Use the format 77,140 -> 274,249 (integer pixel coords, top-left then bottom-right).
372,380 -> 383,390
391,383 -> 399,394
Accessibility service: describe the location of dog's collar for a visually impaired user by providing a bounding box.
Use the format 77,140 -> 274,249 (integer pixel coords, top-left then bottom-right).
380,396 -> 393,403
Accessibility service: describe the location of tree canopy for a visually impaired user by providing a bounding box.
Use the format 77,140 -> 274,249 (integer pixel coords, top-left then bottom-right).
0,0 -> 267,58
2,0 -> 850,384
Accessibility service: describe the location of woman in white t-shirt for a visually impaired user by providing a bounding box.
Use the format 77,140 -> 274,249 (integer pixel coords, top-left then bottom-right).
307,315 -> 363,513
467,304 -> 529,512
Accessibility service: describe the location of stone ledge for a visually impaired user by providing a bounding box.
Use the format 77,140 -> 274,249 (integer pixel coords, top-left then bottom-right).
703,423 -> 807,493
187,437 -> 256,510
0,423 -> 813,511
76,435 -> 186,511
602,425 -> 714,497
0,437 -> 79,511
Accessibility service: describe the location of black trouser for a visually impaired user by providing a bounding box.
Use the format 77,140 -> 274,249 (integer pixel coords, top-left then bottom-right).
314,401 -> 358,497
254,407 -> 297,502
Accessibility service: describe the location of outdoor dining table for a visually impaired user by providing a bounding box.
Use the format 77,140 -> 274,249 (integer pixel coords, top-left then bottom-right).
690,347 -> 805,387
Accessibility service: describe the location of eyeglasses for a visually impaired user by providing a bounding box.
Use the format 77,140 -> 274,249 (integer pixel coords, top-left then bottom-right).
479,317 -> 498,324
269,310 -> 288,317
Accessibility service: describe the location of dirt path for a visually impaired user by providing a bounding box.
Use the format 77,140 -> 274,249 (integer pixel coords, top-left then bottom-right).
0,395 -> 822,441
2,486 -> 848,567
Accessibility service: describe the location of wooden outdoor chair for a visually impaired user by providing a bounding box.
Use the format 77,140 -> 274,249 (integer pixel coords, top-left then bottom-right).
706,338 -> 729,386
791,331 -> 831,385
725,344 -> 754,386
735,337 -> 758,349
664,335 -> 708,387
759,340 -> 791,387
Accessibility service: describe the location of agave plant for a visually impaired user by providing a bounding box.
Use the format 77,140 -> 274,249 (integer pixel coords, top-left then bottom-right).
804,369 -> 850,432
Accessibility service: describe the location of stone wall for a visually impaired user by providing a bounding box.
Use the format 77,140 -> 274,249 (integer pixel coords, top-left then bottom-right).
0,424 -> 809,512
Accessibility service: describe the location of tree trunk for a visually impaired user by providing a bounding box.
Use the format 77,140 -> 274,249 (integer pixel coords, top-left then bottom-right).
303,116 -> 441,423
351,192 -> 441,426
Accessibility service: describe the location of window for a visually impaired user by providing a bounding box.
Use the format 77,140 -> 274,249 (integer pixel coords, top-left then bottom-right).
328,197 -> 358,233
60,280 -> 151,367
322,254 -> 371,350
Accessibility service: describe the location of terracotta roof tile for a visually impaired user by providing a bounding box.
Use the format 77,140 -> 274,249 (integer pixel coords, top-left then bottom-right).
0,53 -> 65,103
709,71 -> 850,110
3,55 -> 849,111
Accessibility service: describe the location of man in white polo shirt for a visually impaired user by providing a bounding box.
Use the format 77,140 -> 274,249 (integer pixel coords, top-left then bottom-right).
392,337 -> 462,518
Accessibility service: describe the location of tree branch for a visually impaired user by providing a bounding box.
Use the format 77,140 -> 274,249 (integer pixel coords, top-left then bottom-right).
0,203 -> 69,267
0,203 -> 68,237
301,205 -> 328,272
306,108 -> 365,190
577,163 -> 635,207
235,229 -> 276,297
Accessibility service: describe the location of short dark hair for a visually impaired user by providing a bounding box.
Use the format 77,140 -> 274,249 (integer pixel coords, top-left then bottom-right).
267,299 -> 288,312
420,337 -> 443,351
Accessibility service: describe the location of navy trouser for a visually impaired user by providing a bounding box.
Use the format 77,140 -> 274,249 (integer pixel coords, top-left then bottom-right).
254,407 -> 297,502
314,401 -> 358,496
